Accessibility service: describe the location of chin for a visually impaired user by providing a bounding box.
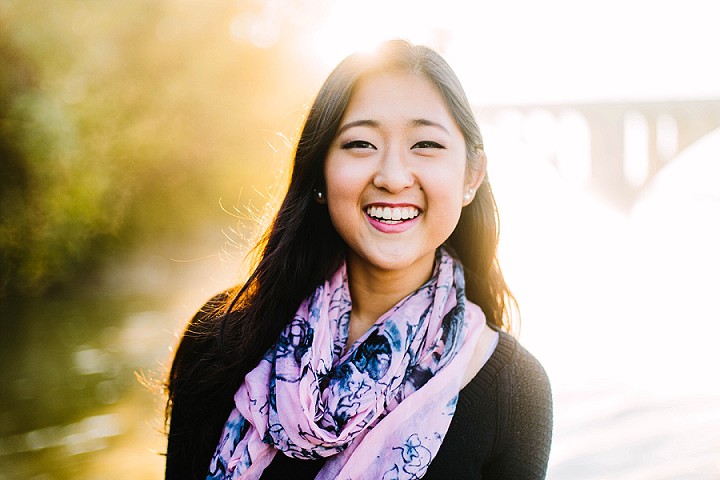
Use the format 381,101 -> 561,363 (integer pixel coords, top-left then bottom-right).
366,249 -> 435,273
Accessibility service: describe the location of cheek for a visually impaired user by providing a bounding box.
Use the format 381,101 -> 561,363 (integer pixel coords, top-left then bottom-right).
323,166 -> 355,240
324,158 -> 371,232
324,157 -> 365,200
419,173 -> 467,239
424,170 -> 467,209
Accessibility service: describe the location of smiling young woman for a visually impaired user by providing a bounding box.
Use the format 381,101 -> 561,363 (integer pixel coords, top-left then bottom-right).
165,40 -> 552,480
322,70 -> 484,348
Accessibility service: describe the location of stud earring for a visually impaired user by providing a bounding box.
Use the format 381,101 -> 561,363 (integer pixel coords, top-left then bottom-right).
464,188 -> 474,202
313,189 -> 325,202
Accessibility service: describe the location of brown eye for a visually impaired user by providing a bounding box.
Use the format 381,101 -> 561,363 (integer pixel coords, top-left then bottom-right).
412,141 -> 445,149
341,140 -> 376,150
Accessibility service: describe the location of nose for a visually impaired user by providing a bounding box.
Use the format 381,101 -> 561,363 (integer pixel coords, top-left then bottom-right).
372,145 -> 414,193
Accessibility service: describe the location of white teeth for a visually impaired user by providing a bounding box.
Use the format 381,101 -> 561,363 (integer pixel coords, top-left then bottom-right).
365,205 -> 419,222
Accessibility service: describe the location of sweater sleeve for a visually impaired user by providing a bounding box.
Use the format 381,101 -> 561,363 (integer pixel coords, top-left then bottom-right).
483,336 -> 553,479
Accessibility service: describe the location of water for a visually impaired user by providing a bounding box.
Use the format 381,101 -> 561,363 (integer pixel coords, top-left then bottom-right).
0,291 -> 166,478
550,380 -> 720,479
0,241 -> 236,479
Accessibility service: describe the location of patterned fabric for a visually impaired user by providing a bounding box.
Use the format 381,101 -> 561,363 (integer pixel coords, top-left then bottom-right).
207,248 -> 486,480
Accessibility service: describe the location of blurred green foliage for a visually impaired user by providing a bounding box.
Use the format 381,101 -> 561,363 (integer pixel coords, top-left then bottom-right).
0,0 -> 320,298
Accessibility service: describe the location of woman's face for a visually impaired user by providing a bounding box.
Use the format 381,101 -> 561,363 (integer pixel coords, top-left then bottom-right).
323,71 -> 483,276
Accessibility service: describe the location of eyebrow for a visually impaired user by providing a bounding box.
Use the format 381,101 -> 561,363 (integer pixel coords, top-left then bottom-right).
336,118 -> 450,136
410,118 -> 450,133
336,119 -> 380,136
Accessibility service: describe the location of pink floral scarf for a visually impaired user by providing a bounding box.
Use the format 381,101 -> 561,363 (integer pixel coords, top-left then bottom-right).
207,248 -> 486,479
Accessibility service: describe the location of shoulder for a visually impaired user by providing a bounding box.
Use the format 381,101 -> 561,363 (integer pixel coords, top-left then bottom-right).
462,300 -> 551,403
165,292 -> 240,479
454,328 -> 554,432
189,291 -> 233,328
493,332 -> 551,391
479,331 -> 554,478
168,292 -> 233,402
428,332 -> 553,478
460,330 -> 552,413
170,293 -> 229,373
177,292 -> 234,353
476,331 -> 553,426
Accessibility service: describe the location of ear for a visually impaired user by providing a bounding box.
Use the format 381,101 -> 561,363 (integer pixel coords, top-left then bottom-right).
462,150 -> 487,206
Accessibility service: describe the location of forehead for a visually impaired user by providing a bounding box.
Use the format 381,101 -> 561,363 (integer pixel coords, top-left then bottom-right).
341,71 -> 458,129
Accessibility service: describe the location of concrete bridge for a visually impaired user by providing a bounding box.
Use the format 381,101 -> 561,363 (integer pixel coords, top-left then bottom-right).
476,99 -> 720,210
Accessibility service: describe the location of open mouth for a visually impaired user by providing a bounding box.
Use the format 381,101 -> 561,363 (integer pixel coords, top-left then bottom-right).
365,205 -> 420,225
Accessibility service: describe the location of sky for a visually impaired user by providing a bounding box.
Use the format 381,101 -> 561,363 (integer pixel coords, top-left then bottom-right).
309,0 -> 720,105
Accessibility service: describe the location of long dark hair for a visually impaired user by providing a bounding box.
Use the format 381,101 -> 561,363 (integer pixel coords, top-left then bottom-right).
165,39 -> 516,477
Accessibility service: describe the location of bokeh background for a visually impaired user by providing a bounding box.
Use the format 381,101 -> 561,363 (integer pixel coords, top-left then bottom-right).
1,0 -> 719,478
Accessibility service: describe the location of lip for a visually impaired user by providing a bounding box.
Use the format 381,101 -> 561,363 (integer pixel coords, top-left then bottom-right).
363,202 -> 422,234
363,202 -> 420,209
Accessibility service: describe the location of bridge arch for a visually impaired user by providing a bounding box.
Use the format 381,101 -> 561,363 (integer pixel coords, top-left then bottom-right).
476,99 -> 720,210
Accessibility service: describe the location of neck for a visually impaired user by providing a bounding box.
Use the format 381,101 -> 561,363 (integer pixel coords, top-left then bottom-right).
345,251 -> 435,346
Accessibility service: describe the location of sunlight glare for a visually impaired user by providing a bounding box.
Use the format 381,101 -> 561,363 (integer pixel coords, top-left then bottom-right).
310,0 -> 442,71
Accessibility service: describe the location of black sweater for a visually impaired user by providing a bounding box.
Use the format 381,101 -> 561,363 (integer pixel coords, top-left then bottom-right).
167,328 -> 553,479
